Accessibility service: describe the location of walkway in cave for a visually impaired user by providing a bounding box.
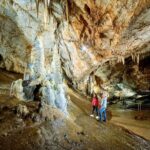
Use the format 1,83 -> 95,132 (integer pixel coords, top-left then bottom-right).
68,89 -> 150,149
110,104 -> 150,140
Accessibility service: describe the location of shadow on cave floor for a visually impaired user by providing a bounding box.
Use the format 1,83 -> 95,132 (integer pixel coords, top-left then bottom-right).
0,69 -> 150,150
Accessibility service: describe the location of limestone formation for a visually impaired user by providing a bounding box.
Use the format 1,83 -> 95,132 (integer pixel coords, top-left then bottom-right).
0,0 -> 150,111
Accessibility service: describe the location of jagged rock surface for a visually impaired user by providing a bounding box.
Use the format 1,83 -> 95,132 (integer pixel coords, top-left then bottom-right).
0,0 -> 150,102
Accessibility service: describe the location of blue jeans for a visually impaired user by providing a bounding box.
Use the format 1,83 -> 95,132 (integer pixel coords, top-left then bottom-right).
99,107 -> 106,121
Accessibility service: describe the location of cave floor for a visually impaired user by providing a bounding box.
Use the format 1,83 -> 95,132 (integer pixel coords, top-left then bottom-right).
68,89 -> 150,149
0,70 -> 150,150
109,104 -> 150,140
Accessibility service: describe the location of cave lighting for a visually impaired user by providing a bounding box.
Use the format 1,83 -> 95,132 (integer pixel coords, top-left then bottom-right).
81,45 -> 87,52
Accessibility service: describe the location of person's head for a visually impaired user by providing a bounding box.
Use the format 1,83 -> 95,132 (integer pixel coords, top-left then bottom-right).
102,92 -> 108,98
93,93 -> 96,98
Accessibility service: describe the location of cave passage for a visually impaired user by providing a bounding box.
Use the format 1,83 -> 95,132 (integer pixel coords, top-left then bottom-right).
0,0 -> 150,150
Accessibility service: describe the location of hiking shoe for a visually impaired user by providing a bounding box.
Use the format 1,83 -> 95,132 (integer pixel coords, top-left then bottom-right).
96,116 -> 99,120
90,114 -> 94,117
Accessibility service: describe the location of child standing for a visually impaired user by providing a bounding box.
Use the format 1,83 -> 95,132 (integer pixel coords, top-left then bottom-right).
90,94 -> 99,119
99,92 -> 108,122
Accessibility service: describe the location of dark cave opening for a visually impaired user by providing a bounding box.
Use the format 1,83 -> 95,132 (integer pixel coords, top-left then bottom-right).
139,55 -> 150,73
0,54 -> 3,62
33,84 -> 42,101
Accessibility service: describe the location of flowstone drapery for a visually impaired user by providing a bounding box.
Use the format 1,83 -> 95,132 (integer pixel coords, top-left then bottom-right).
39,45 -> 67,114
11,36 -> 68,114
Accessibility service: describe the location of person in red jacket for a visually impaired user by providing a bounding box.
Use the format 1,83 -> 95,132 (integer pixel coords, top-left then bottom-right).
90,94 -> 99,119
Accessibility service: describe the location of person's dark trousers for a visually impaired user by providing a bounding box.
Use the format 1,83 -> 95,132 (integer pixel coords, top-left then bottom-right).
99,107 -> 106,122
92,106 -> 98,116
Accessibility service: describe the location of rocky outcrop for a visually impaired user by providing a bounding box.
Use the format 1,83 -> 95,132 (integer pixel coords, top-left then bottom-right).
0,0 -> 68,113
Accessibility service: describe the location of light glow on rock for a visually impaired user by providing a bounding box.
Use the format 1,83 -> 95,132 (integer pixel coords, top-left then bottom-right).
81,45 -> 87,52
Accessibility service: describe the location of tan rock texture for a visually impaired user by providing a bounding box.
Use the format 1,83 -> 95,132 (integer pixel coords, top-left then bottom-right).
0,0 -> 150,95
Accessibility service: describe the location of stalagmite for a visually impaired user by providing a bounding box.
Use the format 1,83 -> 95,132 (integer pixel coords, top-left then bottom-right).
51,45 -> 62,83
31,34 -> 46,78
23,65 -> 27,80
39,44 -> 68,114
11,79 -> 25,100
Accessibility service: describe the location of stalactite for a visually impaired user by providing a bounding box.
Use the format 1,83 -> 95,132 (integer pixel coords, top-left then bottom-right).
131,53 -> 136,62
47,0 -> 50,6
35,0 -> 40,17
44,6 -> 48,27
117,55 -> 120,63
121,56 -> 125,65
119,57 -> 120,63
35,0 -> 68,23
133,54 -> 135,62
109,60 -> 112,65
35,0 -> 51,19
137,54 -> 140,64
131,54 -> 134,61
65,0 -> 69,24
117,55 -> 124,64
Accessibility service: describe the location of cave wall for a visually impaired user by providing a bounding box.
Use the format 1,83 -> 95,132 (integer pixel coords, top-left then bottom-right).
0,0 -> 150,100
